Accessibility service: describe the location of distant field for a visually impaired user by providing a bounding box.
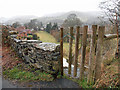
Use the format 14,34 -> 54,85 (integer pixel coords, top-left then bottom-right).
35,31 -> 57,43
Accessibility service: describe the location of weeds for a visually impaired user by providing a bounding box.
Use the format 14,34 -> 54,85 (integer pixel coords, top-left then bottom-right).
93,58 -> 119,88
63,74 -> 93,88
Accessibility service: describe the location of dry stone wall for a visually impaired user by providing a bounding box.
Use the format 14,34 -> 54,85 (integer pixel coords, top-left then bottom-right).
8,31 -> 60,74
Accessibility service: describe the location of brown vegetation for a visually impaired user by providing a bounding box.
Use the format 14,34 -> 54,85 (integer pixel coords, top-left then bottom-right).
50,30 -> 60,42
94,58 -> 119,88
2,45 -> 23,70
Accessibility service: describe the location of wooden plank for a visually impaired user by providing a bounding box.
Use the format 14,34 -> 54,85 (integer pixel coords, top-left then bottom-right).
79,25 -> 88,80
94,26 -> 105,81
78,34 -> 120,39
87,25 -> 97,84
104,34 -> 117,40
68,27 -> 74,74
73,26 -> 80,77
60,28 -> 63,76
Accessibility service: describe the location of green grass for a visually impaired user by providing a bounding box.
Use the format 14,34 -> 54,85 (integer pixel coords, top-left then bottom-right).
3,65 -> 54,82
35,31 -> 57,43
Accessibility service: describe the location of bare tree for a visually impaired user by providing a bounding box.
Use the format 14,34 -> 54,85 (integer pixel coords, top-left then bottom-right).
99,0 -> 120,24
62,13 -> 82,42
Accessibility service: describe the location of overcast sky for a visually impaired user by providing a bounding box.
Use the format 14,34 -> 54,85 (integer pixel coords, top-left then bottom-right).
0,0 -> 102,18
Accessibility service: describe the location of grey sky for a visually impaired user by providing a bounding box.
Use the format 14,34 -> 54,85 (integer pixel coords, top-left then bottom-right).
0,0 -> 102,18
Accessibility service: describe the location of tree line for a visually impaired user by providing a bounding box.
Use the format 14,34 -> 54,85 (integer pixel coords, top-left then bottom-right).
11,19 -> 59,33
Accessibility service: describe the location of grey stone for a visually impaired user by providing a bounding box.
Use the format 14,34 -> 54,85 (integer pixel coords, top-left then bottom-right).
35,42 -> 60,51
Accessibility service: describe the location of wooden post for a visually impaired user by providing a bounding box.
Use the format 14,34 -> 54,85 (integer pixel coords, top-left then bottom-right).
94,26 -> 105,81
79,25 -> 88,81
87,25 -> 97,84
116,13 -> 119,54
68,27 -> 74,74
73,26 -> 80,77
80,27 -> 83,46
60,28 -> 63,76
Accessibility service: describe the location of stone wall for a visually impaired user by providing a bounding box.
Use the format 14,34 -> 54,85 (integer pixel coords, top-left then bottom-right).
8,31 -> 60,75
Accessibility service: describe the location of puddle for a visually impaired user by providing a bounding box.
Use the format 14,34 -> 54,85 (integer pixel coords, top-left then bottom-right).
63,58 -> 88,78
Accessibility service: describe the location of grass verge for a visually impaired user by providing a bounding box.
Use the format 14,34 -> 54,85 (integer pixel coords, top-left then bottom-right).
3,64 -> 54,82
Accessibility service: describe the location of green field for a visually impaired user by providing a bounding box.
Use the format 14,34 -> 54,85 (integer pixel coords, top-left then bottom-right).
35,31 -> 57,43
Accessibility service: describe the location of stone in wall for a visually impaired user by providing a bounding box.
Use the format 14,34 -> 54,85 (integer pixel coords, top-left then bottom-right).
35,42 -> 60,52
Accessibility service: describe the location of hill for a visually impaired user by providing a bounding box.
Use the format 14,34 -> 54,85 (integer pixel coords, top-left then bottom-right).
3,15 -> 38,25
2,11 -> 106,25
36,11 -> 105,25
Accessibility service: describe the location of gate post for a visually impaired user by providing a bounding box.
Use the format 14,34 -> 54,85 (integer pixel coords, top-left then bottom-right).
60,28 -> 63,76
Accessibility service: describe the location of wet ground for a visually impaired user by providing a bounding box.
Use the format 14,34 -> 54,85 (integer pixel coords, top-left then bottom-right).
63,58 -> 88,78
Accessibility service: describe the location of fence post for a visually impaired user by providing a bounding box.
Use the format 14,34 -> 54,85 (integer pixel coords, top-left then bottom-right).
87,25 -> 97,84
60,28 -> 63,76
73,26 -> 80,77
79,25 -> 88,81
68,27 -> 74,74
94,26 -> 105,81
